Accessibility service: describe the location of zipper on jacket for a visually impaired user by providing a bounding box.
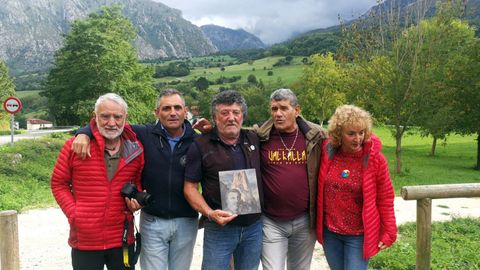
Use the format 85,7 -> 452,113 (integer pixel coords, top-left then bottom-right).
167,147 -> 174,217
167,138 -> 184,217
104,177 -> 112,250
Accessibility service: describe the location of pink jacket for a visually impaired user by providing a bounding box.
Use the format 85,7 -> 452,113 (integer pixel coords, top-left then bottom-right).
316,134 -> 397,259
51,118 -> 144,250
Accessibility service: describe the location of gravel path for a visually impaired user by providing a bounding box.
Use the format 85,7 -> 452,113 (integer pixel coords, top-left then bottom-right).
16,197 -> 480,270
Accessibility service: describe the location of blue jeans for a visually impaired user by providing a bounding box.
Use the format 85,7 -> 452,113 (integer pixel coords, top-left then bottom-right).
202,218 -> 263,270
322,228 -> 369,270
261,214 -> 316,270
139,211 -> 198,270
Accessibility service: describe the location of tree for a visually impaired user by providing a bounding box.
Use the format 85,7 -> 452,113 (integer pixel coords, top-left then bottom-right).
447,32 -> 480,169
340,0 -> 479,172
0,60 -> 15,101
413,8 -> 477,156
0,60 -> 16,129
42,6 -> 156,125
154,62 -> 190,78
241,85 -> 271,126
194,77 -> 209,91
247,74 -> 257,85
339,0 -> 433,174
298,53 -> 345,125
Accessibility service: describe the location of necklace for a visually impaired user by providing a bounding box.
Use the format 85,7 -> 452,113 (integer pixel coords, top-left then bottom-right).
278,128 -> 299,159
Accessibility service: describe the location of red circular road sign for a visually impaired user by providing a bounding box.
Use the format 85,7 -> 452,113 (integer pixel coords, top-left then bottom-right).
3,96 -> 22,114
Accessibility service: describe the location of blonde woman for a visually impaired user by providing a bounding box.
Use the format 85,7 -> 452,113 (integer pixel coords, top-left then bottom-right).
316,105 -> 397,270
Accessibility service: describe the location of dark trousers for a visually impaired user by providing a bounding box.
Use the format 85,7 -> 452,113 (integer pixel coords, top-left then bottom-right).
71,246 -> 135,270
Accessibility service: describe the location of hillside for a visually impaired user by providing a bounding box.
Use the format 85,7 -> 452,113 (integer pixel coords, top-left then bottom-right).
0,0 -> 217,75
280,0 -> 480,56
201,24 -> 266,51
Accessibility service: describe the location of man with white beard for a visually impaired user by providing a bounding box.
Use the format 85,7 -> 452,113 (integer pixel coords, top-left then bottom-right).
51,93 -> 144,270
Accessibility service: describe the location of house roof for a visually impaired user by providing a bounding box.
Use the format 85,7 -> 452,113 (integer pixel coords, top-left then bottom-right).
27,118 -> 52,124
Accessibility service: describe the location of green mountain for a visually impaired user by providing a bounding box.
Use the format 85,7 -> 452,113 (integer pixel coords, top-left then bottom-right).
200,24 -> 266,52
0,0 -> 217,75
279,0 -> 480,56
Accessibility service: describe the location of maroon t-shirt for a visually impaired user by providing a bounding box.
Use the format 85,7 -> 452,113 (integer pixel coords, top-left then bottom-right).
261,127 -> 308,220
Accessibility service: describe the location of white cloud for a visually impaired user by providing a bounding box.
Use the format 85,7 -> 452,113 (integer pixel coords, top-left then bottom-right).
154,0 -> 377,44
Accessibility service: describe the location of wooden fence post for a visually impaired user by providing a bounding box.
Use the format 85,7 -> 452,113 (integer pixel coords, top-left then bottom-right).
0,210 -> 20,270
416,198 -> 432,270
402,183 -> 480,270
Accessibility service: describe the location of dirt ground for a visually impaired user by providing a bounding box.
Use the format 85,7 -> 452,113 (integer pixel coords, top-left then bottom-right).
16,197 -> 480,270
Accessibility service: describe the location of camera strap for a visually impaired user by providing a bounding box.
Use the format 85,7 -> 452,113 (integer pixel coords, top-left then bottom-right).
122,212 -> 141,268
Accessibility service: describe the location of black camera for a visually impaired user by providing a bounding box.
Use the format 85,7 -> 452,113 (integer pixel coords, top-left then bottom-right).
121,183 -> 152,207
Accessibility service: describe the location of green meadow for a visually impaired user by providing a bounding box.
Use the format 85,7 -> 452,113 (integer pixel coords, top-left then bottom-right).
156,56 -> 305,87
15,90 -> 42,98
373,126 -> 480,194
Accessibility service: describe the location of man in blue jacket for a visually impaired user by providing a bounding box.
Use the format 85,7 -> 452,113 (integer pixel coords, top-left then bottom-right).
73,89 -> 198,270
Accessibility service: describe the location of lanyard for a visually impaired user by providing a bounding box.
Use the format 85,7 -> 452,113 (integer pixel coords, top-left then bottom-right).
122,212 -> 141,267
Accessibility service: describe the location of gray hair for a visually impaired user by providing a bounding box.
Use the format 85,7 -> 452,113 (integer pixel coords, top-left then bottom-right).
211,90 -> 248,119
156,88 -> 185,108
94,93 -> 128,114
270,88 -> 299,107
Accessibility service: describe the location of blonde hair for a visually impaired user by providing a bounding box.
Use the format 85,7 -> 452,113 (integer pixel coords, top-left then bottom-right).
327,105 -> 372,148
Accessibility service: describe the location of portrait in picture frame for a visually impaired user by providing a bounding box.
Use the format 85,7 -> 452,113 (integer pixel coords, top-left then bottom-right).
219,168 -> 261,215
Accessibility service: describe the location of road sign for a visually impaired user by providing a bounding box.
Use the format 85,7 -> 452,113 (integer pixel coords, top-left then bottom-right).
3,97 -> 22,114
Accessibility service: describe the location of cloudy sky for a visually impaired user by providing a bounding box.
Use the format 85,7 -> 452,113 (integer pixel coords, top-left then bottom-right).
154,0 -> 377,44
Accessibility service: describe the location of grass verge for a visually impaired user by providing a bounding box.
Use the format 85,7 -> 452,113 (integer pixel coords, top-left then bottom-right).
0,133 -> 69,212
370,217 -> 480,269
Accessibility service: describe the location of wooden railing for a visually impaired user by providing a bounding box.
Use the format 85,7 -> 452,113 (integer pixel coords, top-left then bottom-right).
401,183 -> 480,270
0,210 -> 20,270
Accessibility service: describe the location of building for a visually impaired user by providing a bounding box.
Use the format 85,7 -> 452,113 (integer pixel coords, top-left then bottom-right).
27,119 -> 53,130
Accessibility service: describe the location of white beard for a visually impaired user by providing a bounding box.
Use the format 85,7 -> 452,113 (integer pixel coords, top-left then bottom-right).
96,119 -> 124,140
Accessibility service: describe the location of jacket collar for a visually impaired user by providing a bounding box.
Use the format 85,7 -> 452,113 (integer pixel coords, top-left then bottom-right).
151,119 -> 196,141
89,118 -> 142,163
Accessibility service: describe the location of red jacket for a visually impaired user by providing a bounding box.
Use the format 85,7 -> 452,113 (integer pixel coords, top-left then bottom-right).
51,118 -> 144,250
316,135 -> 397,259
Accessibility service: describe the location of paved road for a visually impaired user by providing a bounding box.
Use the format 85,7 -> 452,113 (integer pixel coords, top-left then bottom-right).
0,128 -> 76,145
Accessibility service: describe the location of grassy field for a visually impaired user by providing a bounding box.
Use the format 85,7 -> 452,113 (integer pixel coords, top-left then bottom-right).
187,55 -> 237,64
15,90 -> 42,98
374,126 -> 480,194
370,217 -> 480,269
157,56 -> 305,87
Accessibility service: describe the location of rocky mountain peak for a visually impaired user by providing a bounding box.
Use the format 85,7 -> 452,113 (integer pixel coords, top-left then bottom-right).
0,0 -> 217,74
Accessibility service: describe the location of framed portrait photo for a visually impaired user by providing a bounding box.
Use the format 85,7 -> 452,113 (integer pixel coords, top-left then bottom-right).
219,168 -> 261,215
